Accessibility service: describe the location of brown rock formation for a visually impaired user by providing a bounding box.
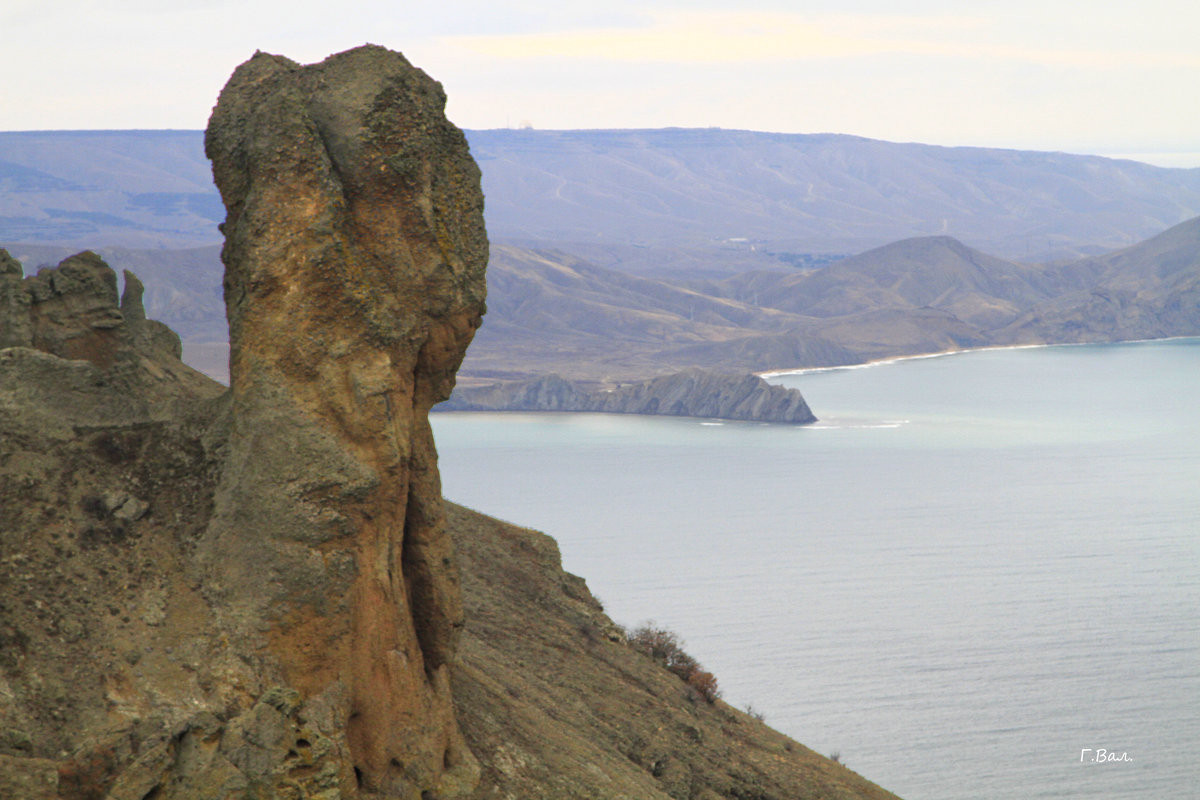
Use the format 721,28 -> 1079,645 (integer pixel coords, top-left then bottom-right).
0,46 -> 902,800
0,248 -> 219,423
0,252 -> 900,800
202,45 -> 487,796
0,251 -> 235,800
2,45 -> 486,800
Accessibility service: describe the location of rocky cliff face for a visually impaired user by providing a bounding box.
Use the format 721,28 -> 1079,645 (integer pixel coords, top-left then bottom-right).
440,368 -> 817,424
1,251 -> 232,800
202,46 -> 487,796
2,45 -> 486,800
0,248 -> 218,422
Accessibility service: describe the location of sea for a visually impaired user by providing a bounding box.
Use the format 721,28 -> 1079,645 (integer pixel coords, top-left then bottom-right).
431,338 -> 1200,800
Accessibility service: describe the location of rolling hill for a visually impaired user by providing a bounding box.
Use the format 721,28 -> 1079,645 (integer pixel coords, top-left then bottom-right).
997,215 -> 1200,344
459,219 -> 1200,383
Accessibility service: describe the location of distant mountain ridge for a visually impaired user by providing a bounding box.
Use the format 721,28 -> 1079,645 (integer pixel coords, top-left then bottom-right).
471,128 -> 1200,266
5,128 -> 1200,267
0,130 -> 221,248
4,219 -> 1197,388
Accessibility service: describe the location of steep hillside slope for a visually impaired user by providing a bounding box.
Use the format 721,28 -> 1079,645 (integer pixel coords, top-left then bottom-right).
998,216 -> 1200,343
448,503 -> 898,800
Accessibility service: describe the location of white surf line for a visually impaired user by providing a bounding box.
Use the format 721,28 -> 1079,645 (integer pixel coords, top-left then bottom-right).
759,342 -> 1076,379
807,419 -> 910,430
759,335 -> 1200,380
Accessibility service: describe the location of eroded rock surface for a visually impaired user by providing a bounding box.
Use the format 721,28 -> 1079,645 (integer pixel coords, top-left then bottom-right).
202,45 -> 487,796
2,45 -> 486,800
0,251 -> 246,799
0,249 -> 218,424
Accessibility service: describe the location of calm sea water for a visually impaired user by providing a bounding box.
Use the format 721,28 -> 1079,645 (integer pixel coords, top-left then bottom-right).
432,339 -> 1200,800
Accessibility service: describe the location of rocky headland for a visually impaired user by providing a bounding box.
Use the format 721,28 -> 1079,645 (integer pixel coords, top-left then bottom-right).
438,368 -> 817,424
0,46 -> 898,800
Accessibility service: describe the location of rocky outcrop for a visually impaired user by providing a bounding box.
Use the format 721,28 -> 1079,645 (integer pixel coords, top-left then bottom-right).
1,45 -> 487,800
440,368 -> 817,424
0,248 -> 221,425
202,45 -> 487,796
1,252 -> 239,799
0,255 -> 896,800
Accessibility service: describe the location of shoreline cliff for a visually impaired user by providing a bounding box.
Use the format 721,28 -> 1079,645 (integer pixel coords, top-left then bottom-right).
438,368 -> 817,424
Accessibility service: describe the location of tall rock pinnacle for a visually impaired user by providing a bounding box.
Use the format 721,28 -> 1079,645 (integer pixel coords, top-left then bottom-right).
204,45 -> 487,797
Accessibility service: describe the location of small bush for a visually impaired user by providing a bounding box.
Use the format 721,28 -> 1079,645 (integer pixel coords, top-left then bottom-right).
628,622 -> 720,704
665,649 -> 699,681
687,670 -> 720,704
628,623 -> 682,665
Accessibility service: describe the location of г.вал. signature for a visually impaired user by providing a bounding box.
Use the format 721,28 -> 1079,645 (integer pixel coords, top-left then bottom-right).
1080,749 -> 1132,763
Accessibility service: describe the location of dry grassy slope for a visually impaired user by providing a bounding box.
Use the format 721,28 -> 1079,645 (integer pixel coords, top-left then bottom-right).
460,246 -> 821,383
486,245 -> 796,338
723,236 -> 1053,326
997,216 -> 1200,343
447,503 -> 902,800
460,240 -> 1021,382
461,219 -> 1200,383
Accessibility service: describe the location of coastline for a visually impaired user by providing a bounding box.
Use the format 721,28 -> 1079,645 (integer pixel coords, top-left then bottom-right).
757,335 -> 1200,379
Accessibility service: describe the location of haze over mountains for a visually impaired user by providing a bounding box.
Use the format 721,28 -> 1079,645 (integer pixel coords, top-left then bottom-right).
3,128 -> 1199,386
471,129 -> 1200,268
0,131 -> 221,248
6,128 -> 1200,263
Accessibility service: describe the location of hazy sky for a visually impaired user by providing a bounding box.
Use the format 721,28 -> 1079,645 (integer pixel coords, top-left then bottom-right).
4,0 -> 1198,165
